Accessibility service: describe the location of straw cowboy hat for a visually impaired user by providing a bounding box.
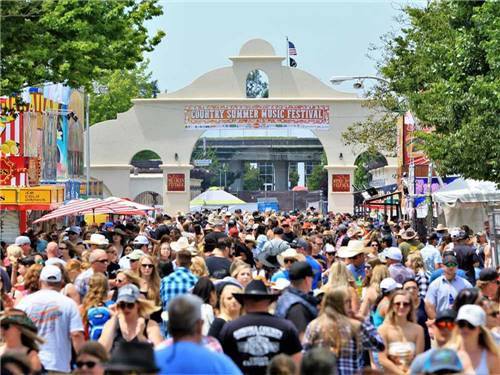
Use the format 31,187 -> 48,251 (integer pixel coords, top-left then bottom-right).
170,237 -> 194,252
84,233 -> 109,246
277,248 -> 300,268
337,240 -> 369,259
434,224 -> 448,232
401,228 -> 417,241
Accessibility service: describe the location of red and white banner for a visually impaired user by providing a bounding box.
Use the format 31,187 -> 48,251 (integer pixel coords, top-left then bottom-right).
185,104 -> 330,129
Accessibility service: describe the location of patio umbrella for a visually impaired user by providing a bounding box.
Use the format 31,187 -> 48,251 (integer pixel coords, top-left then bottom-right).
292,185 -> 308,192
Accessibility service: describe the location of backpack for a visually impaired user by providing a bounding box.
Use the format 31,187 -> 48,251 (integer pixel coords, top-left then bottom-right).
87,305 -> 111,341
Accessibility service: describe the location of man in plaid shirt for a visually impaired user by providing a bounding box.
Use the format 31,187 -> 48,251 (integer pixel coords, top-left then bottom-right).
160,250 -> 198,311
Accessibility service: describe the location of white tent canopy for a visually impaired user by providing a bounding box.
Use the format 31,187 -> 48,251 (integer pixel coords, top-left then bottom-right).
190,187 -> 246,209
433,178 -> 500,232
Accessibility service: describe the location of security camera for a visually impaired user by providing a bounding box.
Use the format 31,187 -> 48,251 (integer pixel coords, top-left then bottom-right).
353,80 -> 363,89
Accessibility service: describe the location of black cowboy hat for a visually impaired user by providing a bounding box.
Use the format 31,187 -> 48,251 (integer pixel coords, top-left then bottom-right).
232,279 -> 279,305
105,341 -> 159,373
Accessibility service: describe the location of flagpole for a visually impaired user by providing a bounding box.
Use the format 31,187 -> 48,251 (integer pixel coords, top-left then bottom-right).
286,36 -> 289,67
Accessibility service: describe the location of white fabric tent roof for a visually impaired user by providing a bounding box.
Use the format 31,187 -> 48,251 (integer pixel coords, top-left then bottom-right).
433,178 -> 500,207
190,187 -> 246,207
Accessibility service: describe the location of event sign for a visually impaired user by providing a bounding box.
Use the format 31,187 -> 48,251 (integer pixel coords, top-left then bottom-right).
185,105 -> 329,129
332,174 -> 350,192
167,173 -> 185,192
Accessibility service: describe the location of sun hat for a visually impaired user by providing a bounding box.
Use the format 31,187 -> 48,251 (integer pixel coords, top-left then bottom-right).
337,240 -> 368,259
434,224 -> 448,232
401,228 -> 417,240
0,310 -> 45,347
40,265 -> 62,283
456,304 -> 486,327
271,278 -> 291,291
277,248 -> 300,267
422,348 -> 463,374
14,236 -> 31,246
84,233 -> 109,246
380,277 -> 402,293
116,284 -> 141,304
170,237 -> 193,252
128,249 -> 146,261
232,279 -> 279,305
132,235 -> 149,246
244,234 -> 256,244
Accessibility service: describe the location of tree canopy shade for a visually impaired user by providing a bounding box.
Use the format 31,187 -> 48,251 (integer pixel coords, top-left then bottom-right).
343,1 -> 500,183
0,0 -> 165,95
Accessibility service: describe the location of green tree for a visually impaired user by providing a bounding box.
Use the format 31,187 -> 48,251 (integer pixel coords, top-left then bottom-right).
306,164 -> 326,191
1,0 -> 165,95
243,164 -> 262,190
344,1 -> 500,182
246,70 -> 269,98
90,61 -> 159,125
289,169 -> 299,188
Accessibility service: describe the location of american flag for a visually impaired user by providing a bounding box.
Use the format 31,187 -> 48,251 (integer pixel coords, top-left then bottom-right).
288,41 -> 297,55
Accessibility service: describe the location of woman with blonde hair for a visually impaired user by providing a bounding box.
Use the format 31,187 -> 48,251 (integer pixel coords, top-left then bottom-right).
230,260 -> 252,288
52,262 -> 80,304
81,273 -> 111,338
448,304 -> 500,374
65,259 -> 82,283
111,269 -> 142,301
405,252 -> 428,298
138,254 -> 162,323
359,264 -> 390,318
326,262 -> 360,314
208,282 -> 243,340
377,290 -> 424,374
190,255 -> 209,278
99,284 -> 162,353
14,264 -> 43,305
303,286 -> 384,375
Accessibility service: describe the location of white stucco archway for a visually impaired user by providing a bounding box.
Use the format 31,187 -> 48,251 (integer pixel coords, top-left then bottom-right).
87,39 -> 394,214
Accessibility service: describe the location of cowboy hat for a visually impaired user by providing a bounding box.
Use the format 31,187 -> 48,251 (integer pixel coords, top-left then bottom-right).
244,234 -> 256,244
84,233 -> 109,246
232,279 -> 279,305
277,248 -> 300,268
401,228 -> 417,240
170,237 -> 193,252
337,240 -> 368,259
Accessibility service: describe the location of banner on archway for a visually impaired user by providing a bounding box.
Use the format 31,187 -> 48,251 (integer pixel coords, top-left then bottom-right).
185,104 -> 329,129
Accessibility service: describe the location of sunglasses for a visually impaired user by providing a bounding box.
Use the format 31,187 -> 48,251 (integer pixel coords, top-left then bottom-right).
444,263 -> 458,268
1,323 -> 10,330
364,264 -> 372,270
284,258 -> 297,264
117,301 -> 135,310
435,321 -> 455,330
141,264 -> 154,269
371,243 -> 379,247
115,278 -> 126,284
326,252 -> 335,256
59,247 -> 67,250
490,311 -> 500,318
348,254 -> 360,260
394,301 -> 411,308
95,259 -> 109,264
129,259 -> 138,263
76,361 -> 97,369
457,320 -> 476,330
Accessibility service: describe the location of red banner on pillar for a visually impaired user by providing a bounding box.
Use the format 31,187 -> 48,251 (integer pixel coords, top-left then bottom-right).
167,173 -> 185,192
332,174 -> 350,192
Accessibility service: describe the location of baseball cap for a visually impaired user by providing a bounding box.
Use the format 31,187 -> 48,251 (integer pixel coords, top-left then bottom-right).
380,278 -> 402,293
104,221 -> 114,229
435,309 -> 457,323
456,304 -> 486,327
40,265 -> 62,283
291,238 -> 309,250
289,261 -> 314,281
228,227 -> 239,237
133,235 -> 149,246
385,247 -> 402,261
479,267 -> 498,282
14,236 -> 31,246
443,254 -> 458,265
116,284 -> 141,303
422,348 -> 463,374
128,250 -> 146,261
65,226 -> 81,235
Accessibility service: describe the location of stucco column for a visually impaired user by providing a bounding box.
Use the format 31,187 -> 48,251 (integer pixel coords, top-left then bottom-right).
160,164 -> 193,215
89,165 -> 131,198
325,165 -> 356,214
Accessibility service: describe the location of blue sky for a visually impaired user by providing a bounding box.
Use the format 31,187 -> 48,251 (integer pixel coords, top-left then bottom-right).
144,0 -> 422,137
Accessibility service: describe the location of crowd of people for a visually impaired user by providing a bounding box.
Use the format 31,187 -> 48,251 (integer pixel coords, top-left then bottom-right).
1,208 -> 499,375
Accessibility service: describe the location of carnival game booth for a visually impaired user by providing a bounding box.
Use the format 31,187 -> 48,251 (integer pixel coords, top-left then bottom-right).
190,187 -> 247,212
432,178 -> 500,232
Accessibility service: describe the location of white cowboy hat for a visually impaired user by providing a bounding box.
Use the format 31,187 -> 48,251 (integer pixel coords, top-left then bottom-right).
337,240 -> 368,259
277,248 -> 299,267
84,233 -> 109,246
170,237 -> 193,252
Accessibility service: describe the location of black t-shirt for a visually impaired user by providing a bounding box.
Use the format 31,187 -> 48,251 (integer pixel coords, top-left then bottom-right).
107,262 -> 120,280
454,244 -> 479,284
282,231 -> 296,244
220,312 -> 302,375
207,317 -> 227,341
205,256 -> 232,279
205,231 -> 227,244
